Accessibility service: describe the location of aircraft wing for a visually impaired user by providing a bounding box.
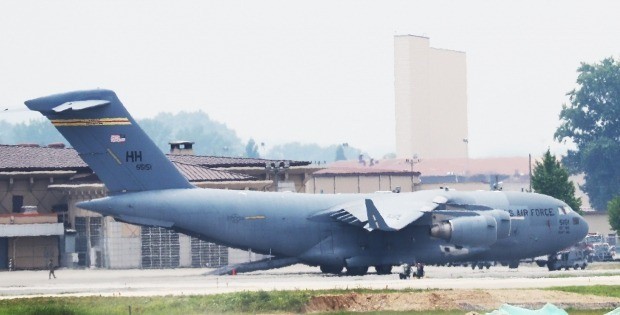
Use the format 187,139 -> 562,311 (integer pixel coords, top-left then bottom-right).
310,197 -> 437,231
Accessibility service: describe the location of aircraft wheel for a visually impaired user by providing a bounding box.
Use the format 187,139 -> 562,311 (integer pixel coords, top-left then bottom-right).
581,264 -> 587,270
320,265 -> 343,274
375,265 -> 392,275
346,266 -> 368,276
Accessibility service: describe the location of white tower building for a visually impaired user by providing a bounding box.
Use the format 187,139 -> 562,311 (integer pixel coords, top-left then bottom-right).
394,35 -> 468,159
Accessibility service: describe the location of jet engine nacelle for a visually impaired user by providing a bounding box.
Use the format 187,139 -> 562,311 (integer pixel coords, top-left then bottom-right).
484,209 -> 511,239
430,209 -> 512,247
431,215 -> 498,246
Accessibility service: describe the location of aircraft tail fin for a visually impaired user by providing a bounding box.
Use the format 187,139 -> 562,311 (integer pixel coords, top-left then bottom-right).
25,89 -> 194,194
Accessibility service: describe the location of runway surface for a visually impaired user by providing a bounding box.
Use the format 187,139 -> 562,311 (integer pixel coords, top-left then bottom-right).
1,263 -> 620,299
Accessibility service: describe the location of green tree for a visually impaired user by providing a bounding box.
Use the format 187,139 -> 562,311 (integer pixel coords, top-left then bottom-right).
335,145 -> 346,161
245,138 -> 260,158
555,57 -> 620,210
608,196 -> 620,232
531,149 -> 582,213
140,111 -> 244,156
12,119 -> 65,145
266,142 -> 361,163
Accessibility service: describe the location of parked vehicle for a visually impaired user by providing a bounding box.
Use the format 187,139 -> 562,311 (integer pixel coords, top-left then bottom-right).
547,248 -> 588,271
591,243 -> 615,262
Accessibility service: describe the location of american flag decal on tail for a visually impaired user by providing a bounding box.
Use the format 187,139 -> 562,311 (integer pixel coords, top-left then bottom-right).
110,134 -> 126,143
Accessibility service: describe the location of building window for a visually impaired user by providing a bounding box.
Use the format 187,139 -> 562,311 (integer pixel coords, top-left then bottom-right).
12,195 -> 23,213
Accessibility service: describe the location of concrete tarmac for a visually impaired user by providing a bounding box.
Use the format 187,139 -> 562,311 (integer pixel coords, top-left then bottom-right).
1,263 -> 620,299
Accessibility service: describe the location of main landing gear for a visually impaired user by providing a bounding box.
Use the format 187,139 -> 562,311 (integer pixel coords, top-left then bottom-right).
320,265 -> 344,274
319,264 -> 373,276
345,266 -> 368,276
374,265 -> 393,275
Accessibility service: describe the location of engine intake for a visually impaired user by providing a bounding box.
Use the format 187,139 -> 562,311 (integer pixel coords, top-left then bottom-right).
431,215 -> 498,246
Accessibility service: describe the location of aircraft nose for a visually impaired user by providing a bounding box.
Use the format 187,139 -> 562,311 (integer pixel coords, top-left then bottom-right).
574,212 -> 589,240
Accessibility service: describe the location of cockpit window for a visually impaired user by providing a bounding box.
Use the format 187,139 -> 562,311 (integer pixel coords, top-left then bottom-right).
558,206 -> 573,215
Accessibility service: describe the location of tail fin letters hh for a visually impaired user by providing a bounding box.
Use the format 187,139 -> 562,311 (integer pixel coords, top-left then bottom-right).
25,89 -> 194,194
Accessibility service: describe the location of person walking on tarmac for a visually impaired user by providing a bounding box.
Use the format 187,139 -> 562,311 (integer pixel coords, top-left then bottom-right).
415,262 -> 425,279
48,259 -> 56,279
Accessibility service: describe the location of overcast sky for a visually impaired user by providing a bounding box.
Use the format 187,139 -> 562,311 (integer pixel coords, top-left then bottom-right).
1,0 -> 619,158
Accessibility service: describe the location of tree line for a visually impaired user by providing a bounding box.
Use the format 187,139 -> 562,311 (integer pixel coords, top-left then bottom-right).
535,57 -> 620,231
0,110 -> 362,163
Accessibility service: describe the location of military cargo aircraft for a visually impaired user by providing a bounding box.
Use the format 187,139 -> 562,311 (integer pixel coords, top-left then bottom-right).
26,90 -> 589,275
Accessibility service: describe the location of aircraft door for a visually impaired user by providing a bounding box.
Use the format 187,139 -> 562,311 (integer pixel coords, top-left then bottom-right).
0,238 -> 7,269
509,216 -> 526,243
319,224 -> 334,255
518,206 -> 559,253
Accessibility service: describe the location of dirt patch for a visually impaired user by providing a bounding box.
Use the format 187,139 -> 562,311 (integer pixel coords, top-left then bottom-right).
303,289 -> 620,313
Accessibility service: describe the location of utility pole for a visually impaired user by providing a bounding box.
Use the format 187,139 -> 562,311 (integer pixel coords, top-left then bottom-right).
528,153 -> 532,192
406,155 -> 420,192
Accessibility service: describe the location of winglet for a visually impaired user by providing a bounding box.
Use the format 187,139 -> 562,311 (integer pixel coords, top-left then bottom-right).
364,199 -> 394,231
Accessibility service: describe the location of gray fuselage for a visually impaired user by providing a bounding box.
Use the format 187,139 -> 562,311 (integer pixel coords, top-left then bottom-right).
79,188 -> 588,269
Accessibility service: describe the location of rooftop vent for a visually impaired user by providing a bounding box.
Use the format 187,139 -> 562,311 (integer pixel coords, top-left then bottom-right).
169,141 -> 195,155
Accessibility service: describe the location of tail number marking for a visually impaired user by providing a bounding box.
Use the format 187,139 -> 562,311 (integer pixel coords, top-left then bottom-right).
126,151 -> 151,171
126,151 -> 142,162
136,163 -> 152,171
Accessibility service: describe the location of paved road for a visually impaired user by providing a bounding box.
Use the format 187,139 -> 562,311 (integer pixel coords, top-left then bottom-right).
1,263 -> 619,299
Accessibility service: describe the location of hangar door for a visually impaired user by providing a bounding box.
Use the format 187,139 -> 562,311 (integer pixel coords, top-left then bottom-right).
141,227 -> 180,268
190,238 -> 228,268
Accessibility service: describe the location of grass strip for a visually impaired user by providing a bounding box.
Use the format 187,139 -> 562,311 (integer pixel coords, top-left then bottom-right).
0,288 -> 435,315
1,286 -> 616,315
545,285 -> 620,298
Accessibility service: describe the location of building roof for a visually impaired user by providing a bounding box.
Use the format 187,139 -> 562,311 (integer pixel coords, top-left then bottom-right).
0,144 -> 88,171
172,161 -> 255,182
167,154 -> 311,168
0,144 -> 309,183
324,157 -> 531,178
313,166 -> 419,177
412,157 -> 530,177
